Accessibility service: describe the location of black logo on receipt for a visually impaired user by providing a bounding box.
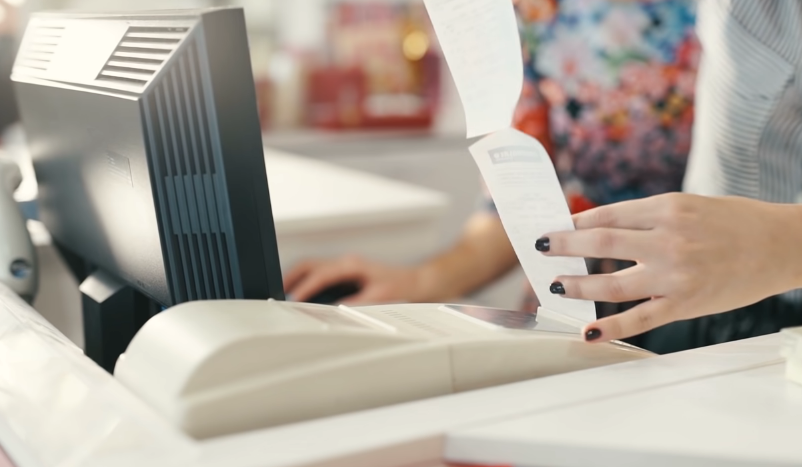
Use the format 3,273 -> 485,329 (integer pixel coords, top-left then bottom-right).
489,146 -> 540,164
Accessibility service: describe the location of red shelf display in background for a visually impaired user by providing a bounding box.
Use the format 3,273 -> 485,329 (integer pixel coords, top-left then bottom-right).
305,1 -> 441,131
305,59 -> 439,130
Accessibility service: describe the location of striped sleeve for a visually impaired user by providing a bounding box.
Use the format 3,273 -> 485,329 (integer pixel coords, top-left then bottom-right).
683,0 -> 802,302
684,0 -> 802,203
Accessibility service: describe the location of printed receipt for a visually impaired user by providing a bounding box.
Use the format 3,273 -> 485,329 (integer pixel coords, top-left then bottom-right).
423,0 -> 596,323
423,0 -> 523,138
471,129 -> 595,323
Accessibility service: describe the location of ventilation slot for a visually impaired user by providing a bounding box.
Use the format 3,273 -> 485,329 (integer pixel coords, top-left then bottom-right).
98,26 -> 189,88
16,25 -> 64,71
143,42 -> 236,303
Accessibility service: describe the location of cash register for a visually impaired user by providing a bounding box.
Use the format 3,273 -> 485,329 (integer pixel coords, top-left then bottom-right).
9,7 -> 653,442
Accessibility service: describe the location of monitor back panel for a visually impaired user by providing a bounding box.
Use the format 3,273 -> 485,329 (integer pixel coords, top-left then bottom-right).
13,9 -> 284,306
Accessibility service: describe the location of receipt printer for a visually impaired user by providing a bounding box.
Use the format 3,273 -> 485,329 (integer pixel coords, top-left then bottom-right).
114,300 -> 653,439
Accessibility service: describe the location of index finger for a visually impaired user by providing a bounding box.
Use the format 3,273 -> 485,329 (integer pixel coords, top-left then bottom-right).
573,197 -> 660,231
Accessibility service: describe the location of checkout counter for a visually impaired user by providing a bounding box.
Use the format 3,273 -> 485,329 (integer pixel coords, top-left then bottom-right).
0,280 -> 800,467
2,131 -> 802,467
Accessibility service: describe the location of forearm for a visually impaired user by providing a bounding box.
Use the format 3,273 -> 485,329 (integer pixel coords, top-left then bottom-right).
411,212 -> 519,302
769,203 -> 802,292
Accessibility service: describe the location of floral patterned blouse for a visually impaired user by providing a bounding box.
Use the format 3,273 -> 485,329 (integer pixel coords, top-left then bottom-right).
484,0 -> 700,314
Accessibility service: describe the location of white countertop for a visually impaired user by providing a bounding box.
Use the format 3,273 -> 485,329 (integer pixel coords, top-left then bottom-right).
263,147 -> 448,236
195,334 -> 786,467
447,344 -> 801,467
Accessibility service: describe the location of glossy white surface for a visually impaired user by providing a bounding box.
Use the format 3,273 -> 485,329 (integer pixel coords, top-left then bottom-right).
447,341 -> 800,467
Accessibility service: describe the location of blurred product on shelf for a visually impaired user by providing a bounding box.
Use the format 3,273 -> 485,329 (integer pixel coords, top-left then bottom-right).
305,1 -> 442,130
254,74 -> 273,131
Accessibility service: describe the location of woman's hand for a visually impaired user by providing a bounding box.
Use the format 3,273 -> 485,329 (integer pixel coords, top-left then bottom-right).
285,212 -> 520,306
538,193 -> 802,343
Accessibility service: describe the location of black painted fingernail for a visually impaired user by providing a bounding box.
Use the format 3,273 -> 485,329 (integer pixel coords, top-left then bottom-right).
585,328 -> 602,342
550,282 -> 565,295
535,238 -> 550,252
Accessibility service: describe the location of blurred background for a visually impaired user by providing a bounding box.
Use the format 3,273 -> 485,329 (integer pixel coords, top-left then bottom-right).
6,0 -> 468,134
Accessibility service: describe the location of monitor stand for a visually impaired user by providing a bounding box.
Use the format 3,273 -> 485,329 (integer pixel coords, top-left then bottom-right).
79,269 -> 158,373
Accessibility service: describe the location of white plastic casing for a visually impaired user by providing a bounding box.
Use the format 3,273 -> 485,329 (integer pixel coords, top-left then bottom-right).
114,300 -> 652,439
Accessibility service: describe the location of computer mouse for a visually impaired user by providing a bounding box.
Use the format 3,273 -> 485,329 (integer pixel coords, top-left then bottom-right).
305,282 -> 361,305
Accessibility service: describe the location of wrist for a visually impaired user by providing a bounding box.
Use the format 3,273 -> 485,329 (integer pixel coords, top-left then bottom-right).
407,262 -> 449,303
772,203 -> 802,291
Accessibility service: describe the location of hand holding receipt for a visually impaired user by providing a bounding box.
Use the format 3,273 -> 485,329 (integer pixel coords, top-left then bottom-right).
470,130 -> 594,324
422,0 -> 596,325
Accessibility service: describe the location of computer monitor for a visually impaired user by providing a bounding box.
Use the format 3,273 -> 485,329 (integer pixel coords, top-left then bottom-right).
0,34 -> 19,132
11,8 -> 284,369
